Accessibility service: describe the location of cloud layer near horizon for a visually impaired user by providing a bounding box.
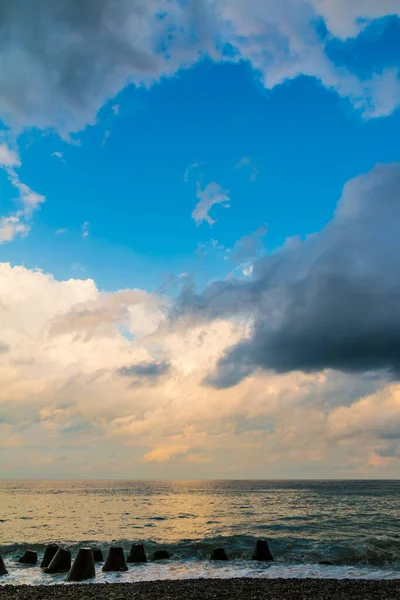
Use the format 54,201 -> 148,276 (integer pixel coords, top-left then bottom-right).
1,0 -> 400,133
0,162 -> 400,478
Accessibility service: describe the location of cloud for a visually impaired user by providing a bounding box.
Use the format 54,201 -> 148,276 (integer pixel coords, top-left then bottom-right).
328,384 -> 400,442
0,143 -> 21,168
176,163 -> 400,387
0,216 -> 30,244
71,262 -> 86,273
231,225 -> 268,263
0,260 -> 399,477
119,360 -> 171,384
49,288 -> 161,341
196,238 -> 226,260
236,157 -> 250,168
0,143 -> 45,243
0,1 -> 399,134
311,0 -> 400,39
144,444 -> 190,462
184,162 -> 204,183
0,0 -> 214,134
52,151 -> 66,163
214,0 -> 400,119
81,221 -> 89,238
236,156 -> 258,181
192,182 -> 230,225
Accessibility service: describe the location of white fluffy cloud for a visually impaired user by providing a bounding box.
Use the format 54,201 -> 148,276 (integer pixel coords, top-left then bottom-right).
0,260 -> 398,478
214,0 -> 400,118
0,1 -> 399,134
312,0 -> 400,38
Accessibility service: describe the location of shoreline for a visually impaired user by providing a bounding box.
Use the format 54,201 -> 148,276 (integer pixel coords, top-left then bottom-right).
1,578 -> 400,600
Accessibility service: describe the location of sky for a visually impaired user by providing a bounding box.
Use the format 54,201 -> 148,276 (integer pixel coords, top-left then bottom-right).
0,0 -> 400,479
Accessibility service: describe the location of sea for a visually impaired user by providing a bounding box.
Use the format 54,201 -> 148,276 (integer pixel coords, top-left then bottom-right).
0,479 -> 399,585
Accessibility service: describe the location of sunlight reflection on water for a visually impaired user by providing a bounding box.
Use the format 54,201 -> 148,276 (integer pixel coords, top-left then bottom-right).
0,479 -> 399,583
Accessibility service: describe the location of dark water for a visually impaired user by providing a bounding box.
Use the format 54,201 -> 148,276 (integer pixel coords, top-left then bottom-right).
0,480 -> 399,583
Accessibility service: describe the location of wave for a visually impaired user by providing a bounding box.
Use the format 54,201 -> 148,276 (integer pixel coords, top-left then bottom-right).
1,535 -> 400,568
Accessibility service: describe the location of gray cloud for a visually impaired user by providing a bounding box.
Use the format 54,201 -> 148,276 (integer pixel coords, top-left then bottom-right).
119,360 -> 170,382
0,0 -> 211,133
231,225 -> 268,263
175,163 -> 400,387
1,1 -> 399,133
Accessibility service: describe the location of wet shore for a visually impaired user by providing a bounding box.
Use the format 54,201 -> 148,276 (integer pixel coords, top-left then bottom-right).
1,578 -> 400,600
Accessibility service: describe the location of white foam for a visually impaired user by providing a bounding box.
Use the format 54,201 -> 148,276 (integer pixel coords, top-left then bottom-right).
2,559 -> 399,586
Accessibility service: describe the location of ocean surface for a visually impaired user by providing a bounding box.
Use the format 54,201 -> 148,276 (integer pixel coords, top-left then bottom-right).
0,479 -> 399,584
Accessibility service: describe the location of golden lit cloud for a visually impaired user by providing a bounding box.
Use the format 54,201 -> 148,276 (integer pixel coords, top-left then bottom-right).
0,262 -> 398,479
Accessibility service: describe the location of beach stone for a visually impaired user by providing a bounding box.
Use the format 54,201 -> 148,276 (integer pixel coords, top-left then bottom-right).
252,539 -> 274,561
40,544 -> 59,568
44,547 -> 71,573
18,550 -> 37,565
210,548 -> 229,561
319,560 -> 334,565
127,543 -> 147,563
0,553 -> 8,576
102,546 -> 128,572
152,549 -> 170,561
92,548 -> 104,562
66,547 -> 96,581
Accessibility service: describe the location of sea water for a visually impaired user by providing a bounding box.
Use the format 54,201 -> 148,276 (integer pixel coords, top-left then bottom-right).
0,479 -> 399,584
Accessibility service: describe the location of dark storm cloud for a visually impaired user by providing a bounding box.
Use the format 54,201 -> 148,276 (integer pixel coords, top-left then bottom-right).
176,163 -> 400,388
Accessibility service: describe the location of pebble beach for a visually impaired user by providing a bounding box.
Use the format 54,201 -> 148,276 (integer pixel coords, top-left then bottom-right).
2,578 -> 400,600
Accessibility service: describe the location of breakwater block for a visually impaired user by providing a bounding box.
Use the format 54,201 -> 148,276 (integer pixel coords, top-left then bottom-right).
66,548 -> 95,581
0,554 -> 8,576
92,548 -> 104,562
44,547 -> 71,573
252,539 -> 274,561
40,544 -> 59,568
152,549 -> 170,561
210,548 -> 229,561
102,546 -> 128,572
18,550 -> 37,565
127,543 -> 147,563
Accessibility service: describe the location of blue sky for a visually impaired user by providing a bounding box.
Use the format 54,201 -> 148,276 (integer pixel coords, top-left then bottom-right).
1,2 -> 400,479
3,53 -> 400,292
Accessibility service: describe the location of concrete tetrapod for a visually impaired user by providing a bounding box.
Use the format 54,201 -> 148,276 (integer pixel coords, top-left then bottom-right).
252,539 -> 274,561
102,547 -> 128,572
40,544 -> 60,568
0,553 -> 8,576
210,548 -> 229,561
92,548 -> 104,562
18,550 -> 37,565
152,550 -> 170,561
127,543 -> 147,563
44,547 -> 71,573
66,548 -> 95,581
